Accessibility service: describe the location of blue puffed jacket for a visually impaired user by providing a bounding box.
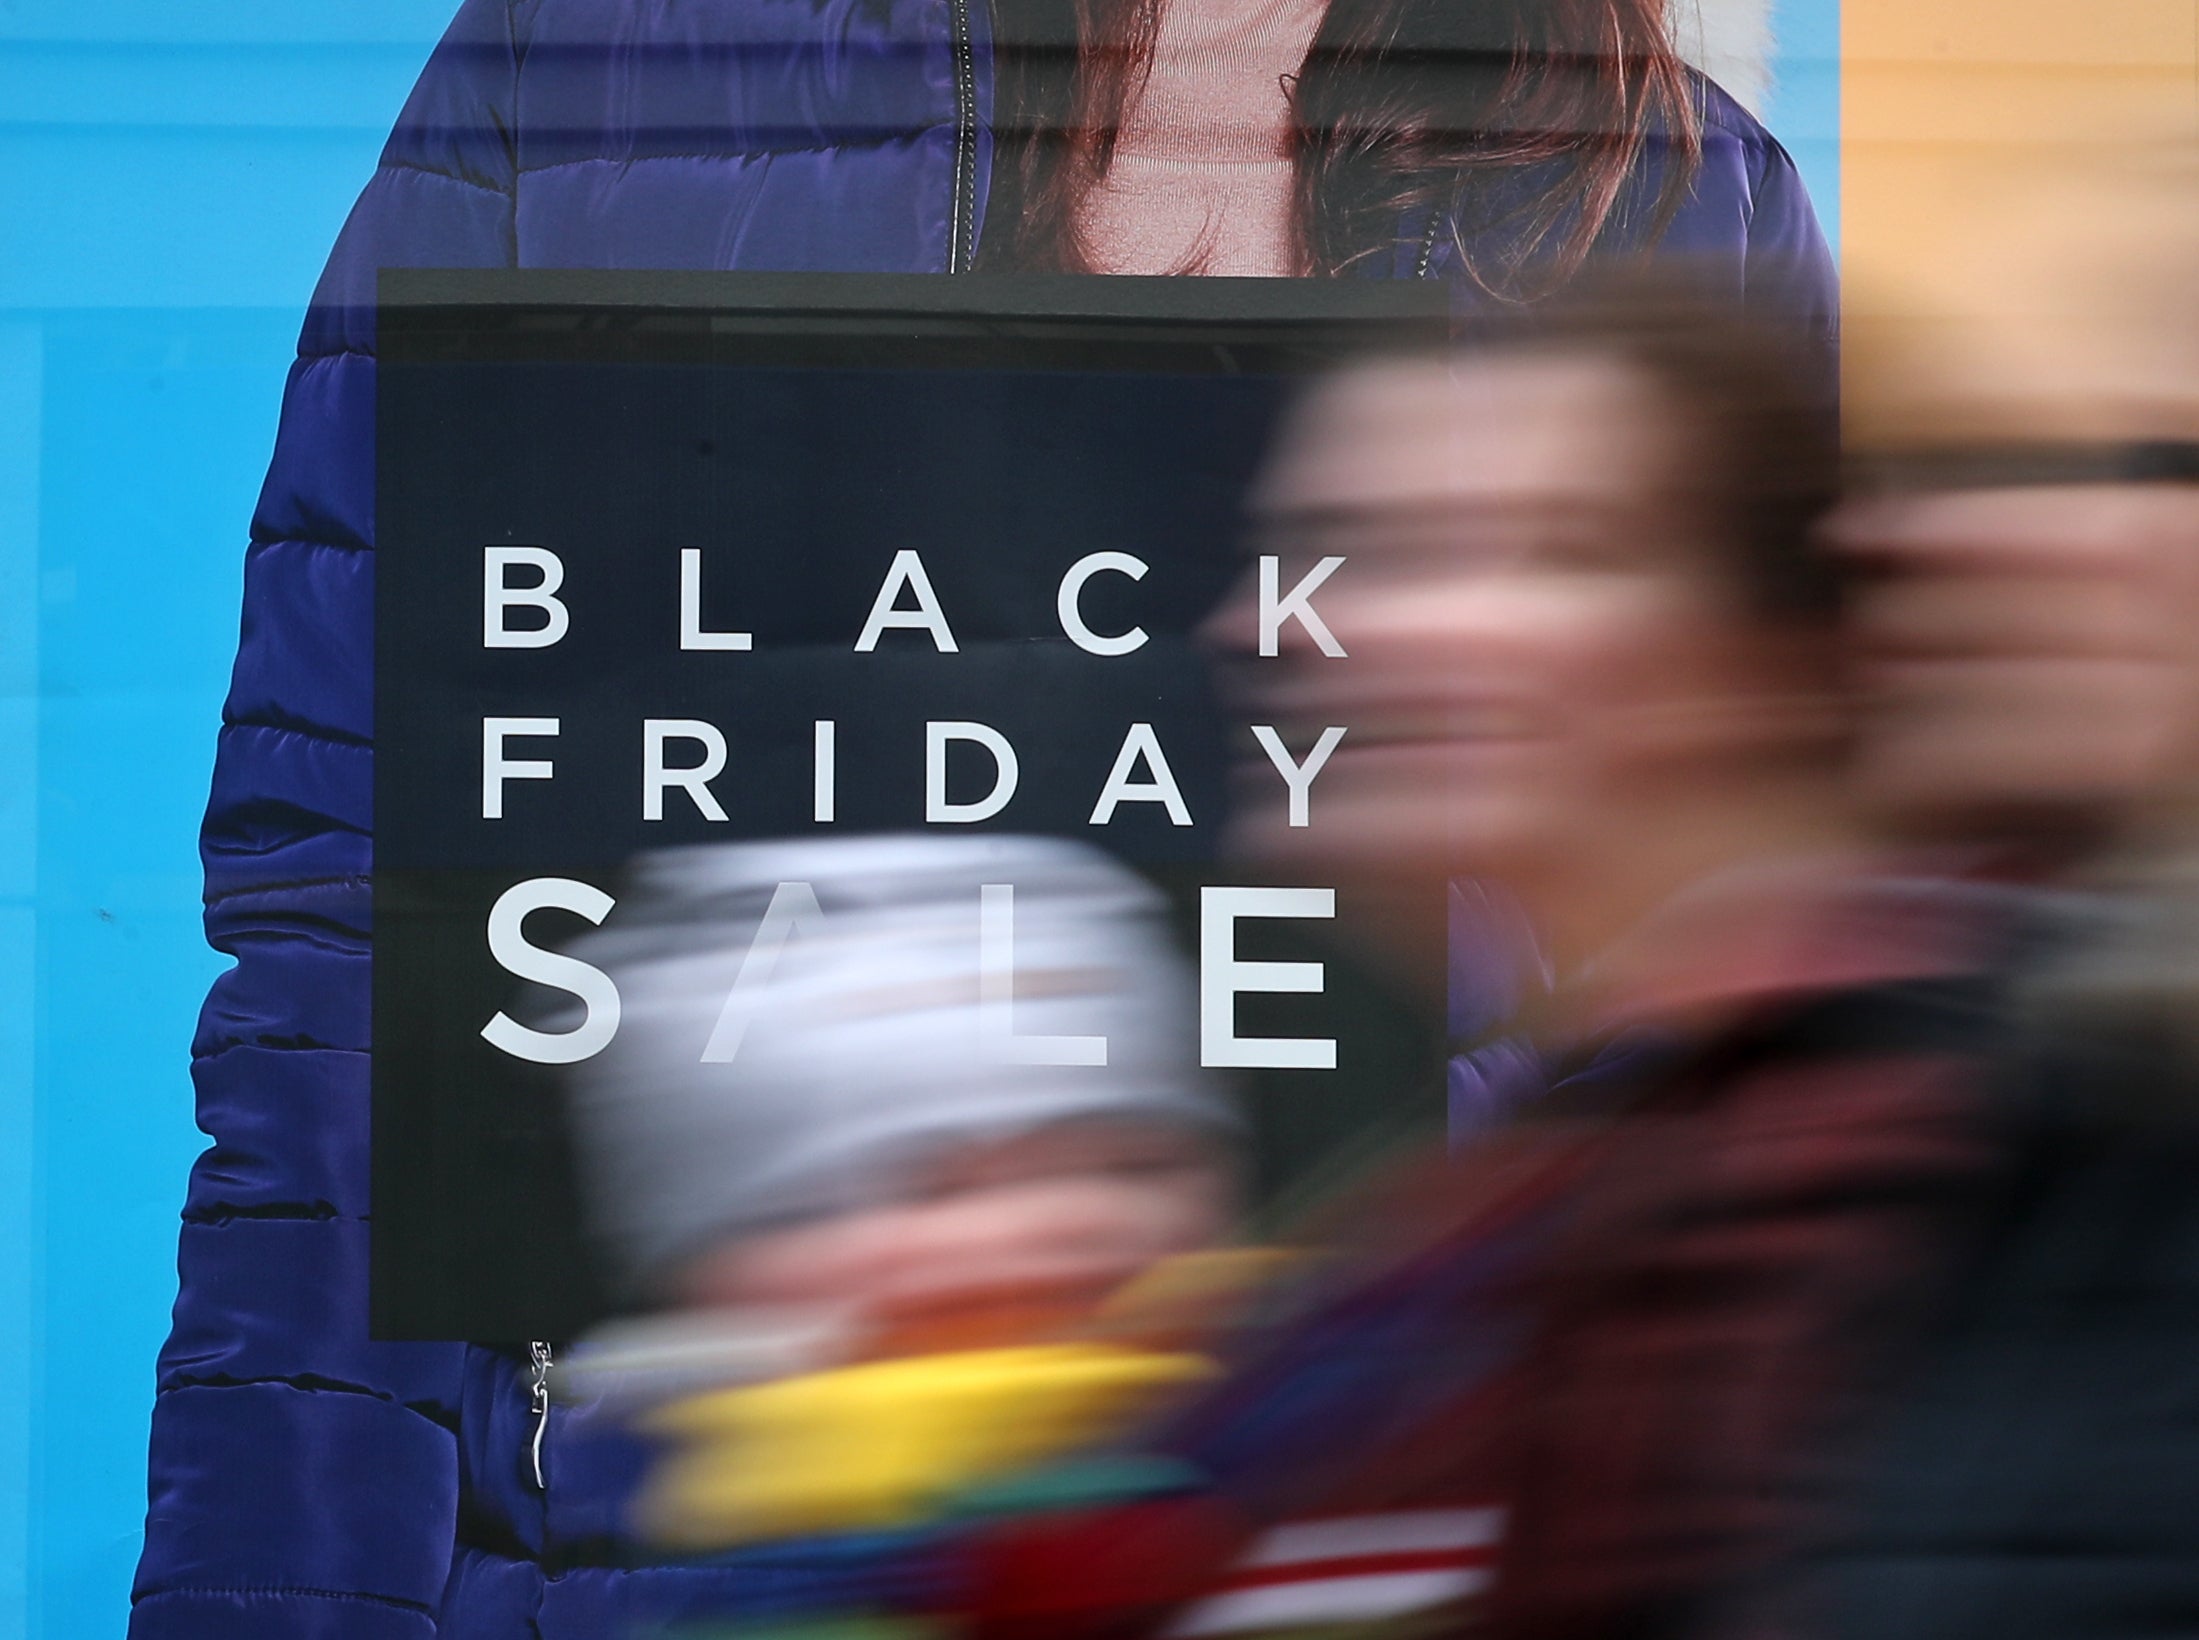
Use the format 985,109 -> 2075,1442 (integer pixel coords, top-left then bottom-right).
129,0 -> 1833,1633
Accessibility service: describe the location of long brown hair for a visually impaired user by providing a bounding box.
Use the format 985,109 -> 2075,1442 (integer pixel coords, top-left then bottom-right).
977,0 -> 1703,288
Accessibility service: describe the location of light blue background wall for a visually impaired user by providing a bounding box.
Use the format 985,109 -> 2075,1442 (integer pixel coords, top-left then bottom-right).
1769,0 -> 1841,260
0,5 -> 1837,1635
3,9 -> 478,1637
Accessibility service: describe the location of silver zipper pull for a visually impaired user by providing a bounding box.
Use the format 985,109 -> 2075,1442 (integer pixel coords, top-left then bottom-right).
1414,212 -> 1444,281
527,1340 -> 553,1490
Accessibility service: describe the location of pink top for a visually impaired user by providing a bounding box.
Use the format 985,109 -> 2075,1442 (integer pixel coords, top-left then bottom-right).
1073,0 -> 1327,277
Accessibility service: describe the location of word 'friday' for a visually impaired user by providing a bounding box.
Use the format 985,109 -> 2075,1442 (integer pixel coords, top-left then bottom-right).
482,718 -> 1347,829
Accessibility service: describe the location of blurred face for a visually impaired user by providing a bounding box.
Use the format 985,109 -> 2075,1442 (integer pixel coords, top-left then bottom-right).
675,1121 -> 1233,1341
1225,351 -> 1810,892
1834,478 -> 2199,838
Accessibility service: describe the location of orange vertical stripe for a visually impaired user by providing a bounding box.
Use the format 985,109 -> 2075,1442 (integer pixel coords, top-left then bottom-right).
1842,0 -> 2199,313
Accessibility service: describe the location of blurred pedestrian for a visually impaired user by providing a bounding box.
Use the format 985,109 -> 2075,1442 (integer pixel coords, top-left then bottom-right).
1752,143 -> 2199,1640
948,292 -> 2024,1640
548,835 -> 1252,1634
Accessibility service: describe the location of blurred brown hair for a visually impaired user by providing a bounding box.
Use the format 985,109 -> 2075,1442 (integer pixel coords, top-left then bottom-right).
1488,281 -> 1846,625
978,0 -> 1702,285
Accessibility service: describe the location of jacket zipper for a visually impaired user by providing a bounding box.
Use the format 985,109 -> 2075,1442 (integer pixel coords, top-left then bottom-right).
527,1340 -> 553,1490
1414,210 -> 1443,280
947,0 -> 979,271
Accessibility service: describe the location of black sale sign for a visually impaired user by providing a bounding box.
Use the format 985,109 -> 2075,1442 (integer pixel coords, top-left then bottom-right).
373,272 -> 1444,1338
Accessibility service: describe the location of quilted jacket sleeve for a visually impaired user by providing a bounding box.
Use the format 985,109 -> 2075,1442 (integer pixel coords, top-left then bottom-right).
130,5 -> 525,1634
1741,131 -> 1838,346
